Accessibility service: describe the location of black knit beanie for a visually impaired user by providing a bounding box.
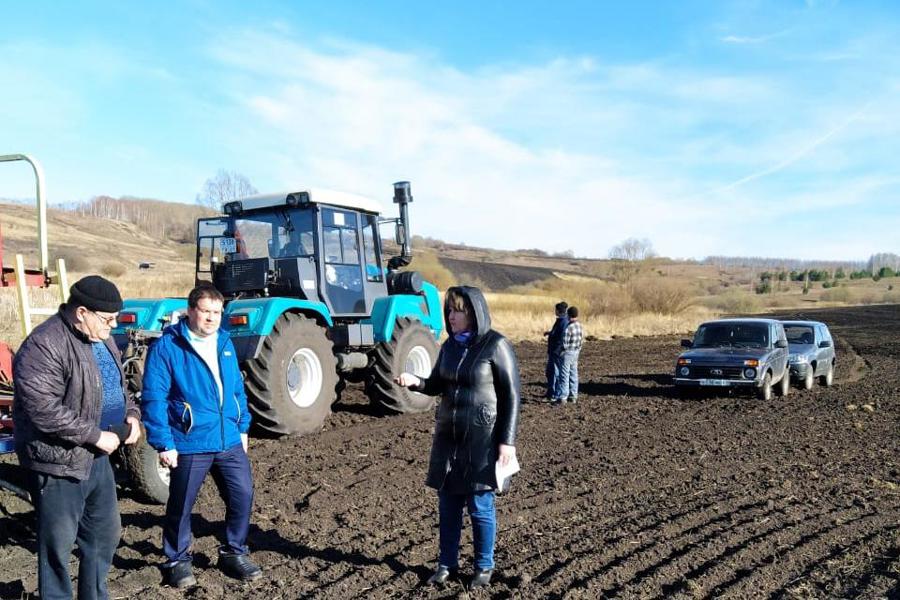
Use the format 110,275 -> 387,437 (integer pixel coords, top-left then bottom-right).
68,275 -> 123,313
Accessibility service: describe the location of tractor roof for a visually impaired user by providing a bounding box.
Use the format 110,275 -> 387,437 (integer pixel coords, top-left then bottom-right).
234,188 -> 384,214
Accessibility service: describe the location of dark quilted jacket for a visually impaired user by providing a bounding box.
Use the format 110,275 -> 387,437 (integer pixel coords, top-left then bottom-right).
415,286 -> 521,493
12,308 -> 140,480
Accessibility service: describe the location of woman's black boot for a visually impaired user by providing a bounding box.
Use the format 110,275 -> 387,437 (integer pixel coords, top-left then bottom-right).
470,568 -> 493,588
427,565 -> 456,586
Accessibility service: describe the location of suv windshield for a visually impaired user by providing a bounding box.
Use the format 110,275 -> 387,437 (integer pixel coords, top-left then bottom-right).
694,323 -> 769,348
785,325 -> 815,345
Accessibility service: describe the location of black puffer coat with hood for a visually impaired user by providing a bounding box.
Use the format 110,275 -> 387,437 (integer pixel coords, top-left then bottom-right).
414,286 -> 521,493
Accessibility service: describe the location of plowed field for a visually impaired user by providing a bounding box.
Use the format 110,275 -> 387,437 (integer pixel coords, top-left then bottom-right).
1,304 -> 898,599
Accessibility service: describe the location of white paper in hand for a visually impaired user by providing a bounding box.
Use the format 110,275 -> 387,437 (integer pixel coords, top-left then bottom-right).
495,454 -> 521,494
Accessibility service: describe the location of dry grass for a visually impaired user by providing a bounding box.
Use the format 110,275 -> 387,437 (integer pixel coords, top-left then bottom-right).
484,291 -> 716,342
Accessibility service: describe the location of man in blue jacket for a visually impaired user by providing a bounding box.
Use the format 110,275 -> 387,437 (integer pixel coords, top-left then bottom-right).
141,284 -> 260,588
543,301 -> 568,401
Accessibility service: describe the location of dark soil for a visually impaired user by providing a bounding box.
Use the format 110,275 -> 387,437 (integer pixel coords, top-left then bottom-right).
1,304 -> 898,599
439,258 -> 559,290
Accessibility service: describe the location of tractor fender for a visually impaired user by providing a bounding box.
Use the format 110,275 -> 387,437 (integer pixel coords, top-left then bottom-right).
224,297 -> 333,362
368,281 -> 443,343
115,298 -> 190,333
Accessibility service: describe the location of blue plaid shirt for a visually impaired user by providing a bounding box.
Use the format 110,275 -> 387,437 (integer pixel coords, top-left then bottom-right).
563,320 -> 583,352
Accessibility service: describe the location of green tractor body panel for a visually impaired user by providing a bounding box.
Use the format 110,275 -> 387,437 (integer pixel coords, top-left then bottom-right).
114,298 -> 189,334
368,281 -> 442,343
224,297 -> 333,336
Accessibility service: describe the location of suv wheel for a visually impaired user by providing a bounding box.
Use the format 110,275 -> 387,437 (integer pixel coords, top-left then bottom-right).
819,362 -> 834,387
803,368 -> 814,390
777,369 -> 790,397
757,372 -> 772,400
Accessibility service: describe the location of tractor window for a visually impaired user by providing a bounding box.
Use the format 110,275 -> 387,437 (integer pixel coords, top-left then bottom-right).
275,209 -> 315,257
322,209 -> 360,265
196,219 -> 230,281
232,219 -> 271,259
362,214 -> 383,282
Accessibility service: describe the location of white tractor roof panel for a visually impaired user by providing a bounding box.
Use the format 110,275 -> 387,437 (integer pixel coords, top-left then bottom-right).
234,188 -> 384,214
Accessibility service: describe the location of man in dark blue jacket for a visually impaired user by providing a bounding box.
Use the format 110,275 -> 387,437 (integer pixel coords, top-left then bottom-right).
142,284 -> 259,588
544,301 -> 568,401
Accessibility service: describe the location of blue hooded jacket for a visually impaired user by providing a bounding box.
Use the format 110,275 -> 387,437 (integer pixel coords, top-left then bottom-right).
141,318 -> 250,454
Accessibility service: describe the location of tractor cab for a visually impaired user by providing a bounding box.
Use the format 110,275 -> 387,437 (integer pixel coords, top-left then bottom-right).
195,188 -> 391,318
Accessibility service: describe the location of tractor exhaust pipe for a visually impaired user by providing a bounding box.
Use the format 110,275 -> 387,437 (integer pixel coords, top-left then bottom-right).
388,181 -> 413,271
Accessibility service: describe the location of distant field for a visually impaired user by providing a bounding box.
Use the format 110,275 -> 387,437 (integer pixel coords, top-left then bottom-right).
0,202 -> 896,348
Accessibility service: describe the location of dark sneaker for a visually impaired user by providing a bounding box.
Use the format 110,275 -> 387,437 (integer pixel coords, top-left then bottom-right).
470,568 -> 493,589
427,565 -> 458,586
162,560 -> 197,589
567,397 -> 577,404
550,399 -> 564,407
218,552 -> 262,581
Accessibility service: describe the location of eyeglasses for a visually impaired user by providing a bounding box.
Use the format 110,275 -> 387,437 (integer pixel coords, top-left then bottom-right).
86,309 -> 118,327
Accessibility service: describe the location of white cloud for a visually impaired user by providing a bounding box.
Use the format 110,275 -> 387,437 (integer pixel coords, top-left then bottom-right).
194,27 -> 900,260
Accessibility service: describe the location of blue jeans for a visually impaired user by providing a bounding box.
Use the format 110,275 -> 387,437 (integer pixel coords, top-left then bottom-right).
164,444 -> 253,562
555,350 -> 580,400
545,353 -> 564,398
438,490 -> 496,570
29,455 -> 121,600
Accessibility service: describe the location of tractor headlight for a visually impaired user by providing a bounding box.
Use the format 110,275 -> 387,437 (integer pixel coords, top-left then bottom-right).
679,367 -> 690,376
743,368 -> 756,379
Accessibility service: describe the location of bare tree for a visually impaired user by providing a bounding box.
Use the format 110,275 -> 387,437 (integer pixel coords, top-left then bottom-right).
608,237 -> 657,261
196,170 -> 258,210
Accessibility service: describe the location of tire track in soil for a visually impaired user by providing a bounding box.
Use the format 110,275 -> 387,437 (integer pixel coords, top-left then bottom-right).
558,496 -> 805,598
512,486 -> 776,573
653,504 -> 883,599
705,510 -> 887,598
775,525 -> 900,600
603,500 -> 809,597
530,492 -> 791,598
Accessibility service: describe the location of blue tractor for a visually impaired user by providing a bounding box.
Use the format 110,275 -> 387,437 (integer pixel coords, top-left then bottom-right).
113,182 -> 442,502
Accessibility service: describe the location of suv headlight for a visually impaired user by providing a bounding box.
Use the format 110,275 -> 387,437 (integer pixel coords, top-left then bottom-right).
679,366 -> 690,376
789,354 -> 808,364
743,368 -> 756,379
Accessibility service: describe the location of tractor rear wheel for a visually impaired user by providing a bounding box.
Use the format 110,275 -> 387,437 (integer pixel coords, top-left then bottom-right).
244,313 -> 337,436
366,317 -> 439,413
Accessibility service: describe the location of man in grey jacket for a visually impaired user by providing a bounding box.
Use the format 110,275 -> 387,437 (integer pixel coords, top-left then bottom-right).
13,275 -> 141,600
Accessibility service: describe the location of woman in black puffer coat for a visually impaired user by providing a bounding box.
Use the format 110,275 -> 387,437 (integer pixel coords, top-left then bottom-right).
395,286 -> 521,589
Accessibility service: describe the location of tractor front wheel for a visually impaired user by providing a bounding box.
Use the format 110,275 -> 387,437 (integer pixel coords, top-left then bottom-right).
119,343 -> 169,504
244,313 -> 337,436
123,430 -> 170,505
366,318 -> 439,413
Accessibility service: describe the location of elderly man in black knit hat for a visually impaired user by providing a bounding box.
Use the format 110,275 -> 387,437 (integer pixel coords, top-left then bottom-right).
13,275 -> 142,600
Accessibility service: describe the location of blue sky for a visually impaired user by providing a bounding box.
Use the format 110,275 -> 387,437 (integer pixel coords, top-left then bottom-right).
1,0 -> 898,260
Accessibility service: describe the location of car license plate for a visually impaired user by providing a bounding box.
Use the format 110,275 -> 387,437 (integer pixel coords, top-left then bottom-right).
699,379 -> 729,386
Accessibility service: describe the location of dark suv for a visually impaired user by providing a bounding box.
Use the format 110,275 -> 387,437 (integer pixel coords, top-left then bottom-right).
674,318 -> 790,400
781,320 -> 836,390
